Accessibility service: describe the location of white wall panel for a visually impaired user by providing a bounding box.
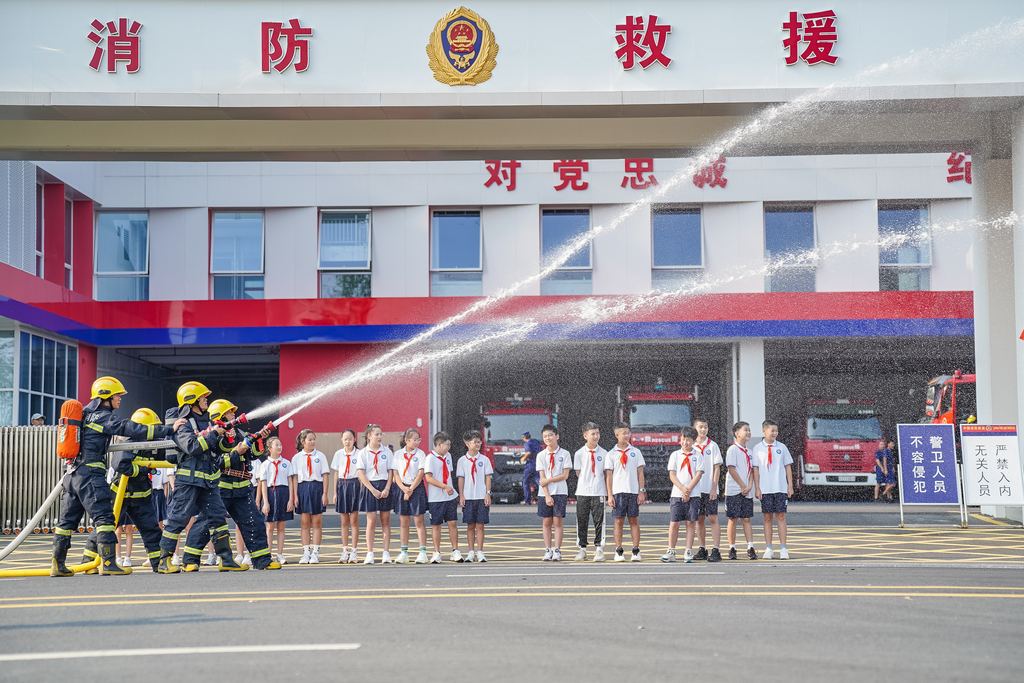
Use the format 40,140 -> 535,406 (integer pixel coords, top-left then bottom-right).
264,207 -> 318,299
816,200 -> 879,292
148,208 -> 209,301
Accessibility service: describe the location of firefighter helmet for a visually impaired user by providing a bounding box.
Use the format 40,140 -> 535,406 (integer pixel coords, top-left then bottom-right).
130,408 -> 162,426
208,399 -> 238,422
91,376 -> 127,400
177,381 -> 212,407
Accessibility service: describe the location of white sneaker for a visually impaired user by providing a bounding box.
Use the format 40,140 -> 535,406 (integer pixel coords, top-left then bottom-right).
122,556 -> 132,568
203,553 -> 218,566
115,556 -> 123,567
630,549 -> 642,562
552,548 -> 562,562
242,553 -> 252,566
466,550 -> 476,562
277,554 -> 288,565
299,549 -> 311,564
396,550 -> 409,563
450,549 -> 464,563
764,547 -> 774,560
476,551 -> 487,563
614,549 -> 626,562
660,549 -> 676,563
309,550 -> 320,564
348,551 -> 358,564
430,552 -> 442,564
574,548 -> 587,561
684,549 -> 693,563
780,547 -> 790,560
171,553 -> 181,566
542,549 -> 553,562
415,550 -> 428,564
594,547 -> 605,562
234,553 -> 244,566
364,551 -> 375,565
339,549 -> 350,564
381,551 -> 392,564
142,558 -> 151,568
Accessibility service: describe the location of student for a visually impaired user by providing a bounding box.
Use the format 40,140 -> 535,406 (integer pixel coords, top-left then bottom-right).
874,439 -> 895,502
661,426 -> 704,563
292,429 -> 330,564
331,429 -> 362,564
725,421 -> 757,560
607,422 -> 646,562
537,424 -> 572,561
752,419 -> 794,560
259,436 -> 295,566
694,418 -> 724,562
572,421 -> 609,562
392,428 -> 429,564
424,431 -> 463,563
143,464 -> 172,568
456,430 -> 493,562
356,424 -> 394,564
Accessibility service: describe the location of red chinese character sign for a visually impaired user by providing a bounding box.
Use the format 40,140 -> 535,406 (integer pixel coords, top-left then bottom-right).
554,161 -> 589,191
88,18 -> 142,73
693,158 -> 728,188
621,159 -> 658,189
947,153 -> 972,184
484,160 -> 520,191
783,10 -> 838,65
263,20 -> 313,73
615,15 -> 671,69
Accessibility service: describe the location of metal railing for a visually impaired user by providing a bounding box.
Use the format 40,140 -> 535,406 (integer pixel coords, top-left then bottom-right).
0,426 -> 62,535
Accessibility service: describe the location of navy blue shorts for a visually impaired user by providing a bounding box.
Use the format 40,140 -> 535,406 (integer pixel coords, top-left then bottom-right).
463,498 -> 490,524
670,496 -> 701,522
699,492 -> 718,518
359,479 -> 391,513
612,493 -> 640,519
266,485 -> 293,523
537,493 -> 568,518
296,480 -> 325,515
151,488 -> 167,521
429,498 -> 458,525
760,492 -> 788,514
335,478 -> 361,514
726,494 -> 754,519
394,483 -> 427,516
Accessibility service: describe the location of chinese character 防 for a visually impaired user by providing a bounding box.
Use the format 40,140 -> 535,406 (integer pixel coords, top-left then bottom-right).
88,18 -> 142,73
622,159 -> 658,189
615,15 -> 672,70
947,153 -> 972,184
485,160 -> 521,191
783,10 -> 838,65
263,19 -> 313,73
553,160 -> 589,191
934,480 -> 946,494
693,158 -> 728,188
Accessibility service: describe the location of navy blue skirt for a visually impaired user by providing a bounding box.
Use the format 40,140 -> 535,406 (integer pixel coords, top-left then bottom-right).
151,488 -> 167,522
335,478 -> 361,514
266,485 -> 294,523
359,479 -> 391,513
296,480 -> 325,515
393,483 -> 427,516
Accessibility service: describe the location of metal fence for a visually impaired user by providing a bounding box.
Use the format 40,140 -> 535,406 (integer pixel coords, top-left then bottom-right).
0,426 -> 64,535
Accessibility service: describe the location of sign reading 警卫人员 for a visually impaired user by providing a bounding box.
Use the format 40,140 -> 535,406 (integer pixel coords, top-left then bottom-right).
896,423 -> 960,505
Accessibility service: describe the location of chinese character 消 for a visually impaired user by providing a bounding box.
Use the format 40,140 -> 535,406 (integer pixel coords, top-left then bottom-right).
783,10 -> 838,65
946,153 -> 972,184
485,160 -> 521,191
88,18 -> 142,73
262,19 -> 313,73
621,159 -> 658,189
553,160 -> 589,191
615,15 -> 672,70
693,157 -> 728,188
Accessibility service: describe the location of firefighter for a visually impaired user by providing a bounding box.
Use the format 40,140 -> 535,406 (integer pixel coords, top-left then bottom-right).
80,408 -> 173,573
179,399 -> 279,571
50,377 -> 178,577
155,381 -> 249,574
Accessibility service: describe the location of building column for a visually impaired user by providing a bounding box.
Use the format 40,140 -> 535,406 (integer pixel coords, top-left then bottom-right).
72,200 -> 93,297
737,338 -> 766,437
42,183 -> 65,287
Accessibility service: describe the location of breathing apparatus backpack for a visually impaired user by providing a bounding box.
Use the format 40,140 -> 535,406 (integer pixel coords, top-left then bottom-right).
57,399 -> 84,459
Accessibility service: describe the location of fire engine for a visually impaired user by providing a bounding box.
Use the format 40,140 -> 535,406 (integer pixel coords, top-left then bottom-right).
614,380 -> 697,499
799,398 -> 884,489
923,371 -> 977,425
480,396 -> 558,503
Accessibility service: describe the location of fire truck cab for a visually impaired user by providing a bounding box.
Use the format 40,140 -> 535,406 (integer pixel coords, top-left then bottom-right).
800,398 -> 884,489
480,396 -> 558,503
923,371 -> 977,425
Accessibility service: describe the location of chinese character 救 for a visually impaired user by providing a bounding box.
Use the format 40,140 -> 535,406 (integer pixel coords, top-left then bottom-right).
485,160 -> 521,191
946,153 -> 972,184
88,18 -> 142,73
783,10 -> 838,65
615,15 -> 672,70
262,19 -> 313,73
553,160 -> 589,191
621,159 -> 658,189
693,158 -> 728,189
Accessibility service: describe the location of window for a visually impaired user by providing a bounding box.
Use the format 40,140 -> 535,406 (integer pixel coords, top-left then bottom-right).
64,199 -> 73,289
95,212 -> 149,301
35,184 -> 43,278
764,205 -> 816,293
879,202 -> 930,292
0,331 -> 13,426
319,211 -> 371,298
211,212 -> 264,300
541,209 -> 592,295
17,331 -> 76,426
652,206 -> 703,292
431,211 -> 482,296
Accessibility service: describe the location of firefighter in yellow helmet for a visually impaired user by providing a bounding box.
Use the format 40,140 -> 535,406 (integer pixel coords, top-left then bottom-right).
156,382 -> 250,573
51,377 -> 178,577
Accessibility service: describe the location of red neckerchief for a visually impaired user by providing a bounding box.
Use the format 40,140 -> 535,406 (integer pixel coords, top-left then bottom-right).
369,449 -> 381,476
680,451 -> 694,479
342,449 -> 354,478
436,453 -> 450,485
305,452 -> 313,478
589,449 -> 596,475
766,443 -> 774,468
617,448 -> 629,468
402,450 -> 416,477
735,443 -> 751,475
271,460 -> 280,488
466,456 -> 478,485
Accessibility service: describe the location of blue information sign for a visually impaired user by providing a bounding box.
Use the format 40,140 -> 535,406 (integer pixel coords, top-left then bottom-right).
896,423 -> 960,505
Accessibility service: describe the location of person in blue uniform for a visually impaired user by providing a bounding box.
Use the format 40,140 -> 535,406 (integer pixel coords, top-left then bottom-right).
50,377 -> 178,577
519,432 -> 544,504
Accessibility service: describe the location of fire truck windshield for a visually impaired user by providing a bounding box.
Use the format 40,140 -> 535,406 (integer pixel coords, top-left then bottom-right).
485,414 -> 550,446
629,404 -> 692,432
806,411 -> 883,441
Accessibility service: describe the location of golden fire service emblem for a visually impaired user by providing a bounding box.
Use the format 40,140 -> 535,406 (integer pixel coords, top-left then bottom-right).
426,7 -> 498,85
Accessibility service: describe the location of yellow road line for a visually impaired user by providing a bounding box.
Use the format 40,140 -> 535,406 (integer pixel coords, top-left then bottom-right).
969,514 -> 1012,526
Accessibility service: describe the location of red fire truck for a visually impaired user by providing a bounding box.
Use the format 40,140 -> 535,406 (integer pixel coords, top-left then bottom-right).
480,396 -> 558,503
923,371 -> 977,425
799,398 -> 884,489
614,381 -> 697,499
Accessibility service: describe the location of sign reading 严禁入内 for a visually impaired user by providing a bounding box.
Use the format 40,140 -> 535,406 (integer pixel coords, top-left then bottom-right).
896,423 -> 960,505
960,425 -> 1024,506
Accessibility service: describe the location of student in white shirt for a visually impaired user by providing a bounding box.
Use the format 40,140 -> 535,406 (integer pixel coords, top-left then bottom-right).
292,430 -> 330,564
752,419 -> 795,560
457,430 -> 493,562
258,437 -> 295,565
661,426 -> 704,563
572,422 -> 609,562
356,424 -> 394,564
725,421 -> 757,561
606,422 -> 646,562
694,418 -> 724,562
391,428 -> 429,564
424,431 -> 463,563
330,429 -> 361,564
537,424 -> 572,562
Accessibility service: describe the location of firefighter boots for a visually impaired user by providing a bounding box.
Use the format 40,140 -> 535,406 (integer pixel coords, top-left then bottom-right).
156,549 -> 180,574
213,530 -> 247,572
49,533 -> 74,577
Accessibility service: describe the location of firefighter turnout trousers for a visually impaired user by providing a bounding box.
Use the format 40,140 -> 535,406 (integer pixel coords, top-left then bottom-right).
184,491 -> 271,566
56,465 -> 118,544
159,483 -> 231,554
84,497 -> 163,565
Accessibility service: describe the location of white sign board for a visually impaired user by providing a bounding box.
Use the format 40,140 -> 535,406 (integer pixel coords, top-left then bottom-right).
960,425 -> 1024,506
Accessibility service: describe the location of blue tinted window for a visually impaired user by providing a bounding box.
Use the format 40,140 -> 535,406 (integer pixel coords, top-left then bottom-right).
542,210 -> 590,269
652,208 -> 702,267
95,213 -> 148,274
211,213 -> 264,273
431,212 -> 481,270
320,212 -> 371,269
879,204 -> 929,265
765,206 -> 814,260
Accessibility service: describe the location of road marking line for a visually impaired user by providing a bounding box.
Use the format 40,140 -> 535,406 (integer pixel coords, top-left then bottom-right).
969,514 -> 1011,526
446,571 -> 726,577
0,643 -> 360,662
